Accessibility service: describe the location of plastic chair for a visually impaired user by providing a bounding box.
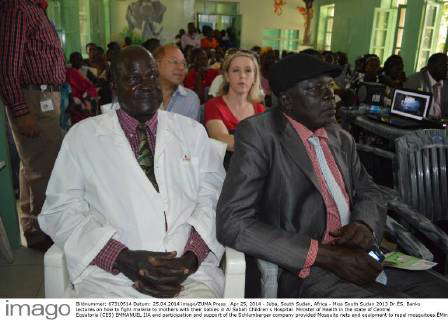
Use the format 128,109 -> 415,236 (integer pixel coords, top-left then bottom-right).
44,245 -> 245,298
384,129 -> 448,273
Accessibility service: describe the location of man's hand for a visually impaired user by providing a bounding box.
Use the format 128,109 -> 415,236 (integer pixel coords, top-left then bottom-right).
330,222 -> 373,250
16,113 -> 40,137
114,249 -> 198,298
316,244 -> 382,286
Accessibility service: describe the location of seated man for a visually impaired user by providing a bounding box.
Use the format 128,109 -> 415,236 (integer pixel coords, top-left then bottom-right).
39,46 -> 225,298
216,53 -> 448,298
404,53 -> 448,119
154,44 -> 201,121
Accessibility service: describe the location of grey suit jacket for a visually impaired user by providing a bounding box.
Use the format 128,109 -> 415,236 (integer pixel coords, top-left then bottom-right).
216,108 -> 386,296
404,71 -> 448,117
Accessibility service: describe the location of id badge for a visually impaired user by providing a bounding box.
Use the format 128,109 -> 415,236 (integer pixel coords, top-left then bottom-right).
40,87 -> 55,112
40,98 -> 55,112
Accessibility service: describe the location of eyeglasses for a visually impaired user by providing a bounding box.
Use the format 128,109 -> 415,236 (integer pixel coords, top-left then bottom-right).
166,59 -> 187,68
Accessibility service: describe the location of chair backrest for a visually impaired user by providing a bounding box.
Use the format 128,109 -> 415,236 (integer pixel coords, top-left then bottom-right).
395,129 -> 448,223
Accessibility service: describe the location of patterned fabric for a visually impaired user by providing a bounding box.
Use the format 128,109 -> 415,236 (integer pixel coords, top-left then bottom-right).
285,115 -> 350,278
0,0 -> 65,117
117,109 -> 157,155
137,123 -> 159,192
185,229 -> 210,263
91,239 -> 127,274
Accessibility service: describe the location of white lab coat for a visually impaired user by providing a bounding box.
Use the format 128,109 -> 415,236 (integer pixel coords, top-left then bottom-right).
39,109 -> 226,297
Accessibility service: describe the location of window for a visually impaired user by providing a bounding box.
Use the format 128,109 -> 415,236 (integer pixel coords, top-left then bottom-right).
416,1 -> 442,71
262,29 -> 299,52
435,2 -> 448,53
393,4 -> 407,54
317,4 -> 335,51
370,8 -> 397,63
79,0 -> 91,57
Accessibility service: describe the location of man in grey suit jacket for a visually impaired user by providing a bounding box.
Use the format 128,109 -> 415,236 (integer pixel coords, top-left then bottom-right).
404,53 -> 448,119
217,53 -> 448,298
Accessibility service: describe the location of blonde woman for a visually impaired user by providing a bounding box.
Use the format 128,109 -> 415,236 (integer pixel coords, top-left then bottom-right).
204,50 -> 265,163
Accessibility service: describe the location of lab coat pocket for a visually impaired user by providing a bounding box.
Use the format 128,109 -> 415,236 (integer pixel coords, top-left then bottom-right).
177,156 -> 200,200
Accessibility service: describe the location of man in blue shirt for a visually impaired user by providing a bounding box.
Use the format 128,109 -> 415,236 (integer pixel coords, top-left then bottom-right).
154,44 -> 201,122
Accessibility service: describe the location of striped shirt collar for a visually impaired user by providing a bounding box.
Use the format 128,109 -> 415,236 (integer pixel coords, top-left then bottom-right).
284,113 -> 328,141
116,109 -> 158,139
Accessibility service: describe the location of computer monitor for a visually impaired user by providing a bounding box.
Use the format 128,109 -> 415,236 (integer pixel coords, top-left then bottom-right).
391,89 -> 432,121
357,82 -> 386,107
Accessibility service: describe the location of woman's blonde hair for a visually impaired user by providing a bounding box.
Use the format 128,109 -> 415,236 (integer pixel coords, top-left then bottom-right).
218,50 -> 263,103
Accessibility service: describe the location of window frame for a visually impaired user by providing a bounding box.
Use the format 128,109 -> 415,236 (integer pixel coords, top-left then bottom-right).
369,8 -> 397,64
262,29 -> 300,52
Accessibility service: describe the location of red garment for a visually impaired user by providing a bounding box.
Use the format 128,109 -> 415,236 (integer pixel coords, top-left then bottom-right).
66,68 -> 98,100
90,110 -> 210,274
201,37 -> 219,49
285,115 -> 350,278
204,96 -> 265,131
183,68 -> 219,96
0,0 -> 65,117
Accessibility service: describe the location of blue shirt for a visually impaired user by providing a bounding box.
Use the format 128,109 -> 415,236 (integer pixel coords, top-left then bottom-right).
165,85 -> 201,122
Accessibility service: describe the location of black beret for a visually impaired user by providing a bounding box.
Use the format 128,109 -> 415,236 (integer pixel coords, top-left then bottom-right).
268,53 -> 342,96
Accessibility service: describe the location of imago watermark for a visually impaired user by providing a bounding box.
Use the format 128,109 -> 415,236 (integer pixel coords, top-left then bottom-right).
4,300 -> 71,319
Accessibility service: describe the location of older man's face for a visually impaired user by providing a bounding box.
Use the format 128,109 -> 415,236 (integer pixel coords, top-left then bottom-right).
285,75 -> 336,130
115,46 -> 162,122
157,47 -> 187,86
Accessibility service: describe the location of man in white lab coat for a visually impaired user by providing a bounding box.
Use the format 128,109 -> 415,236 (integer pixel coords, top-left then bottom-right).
39,46 -> 226,298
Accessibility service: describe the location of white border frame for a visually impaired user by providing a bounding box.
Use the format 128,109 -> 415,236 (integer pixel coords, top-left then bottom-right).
391,89 -> 432,120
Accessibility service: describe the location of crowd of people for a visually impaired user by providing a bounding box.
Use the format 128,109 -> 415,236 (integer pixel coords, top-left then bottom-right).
1,0 -> 448,300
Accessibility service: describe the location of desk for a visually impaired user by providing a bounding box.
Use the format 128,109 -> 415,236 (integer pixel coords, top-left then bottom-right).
0,161 -> 14,263
353,116 -> 415,141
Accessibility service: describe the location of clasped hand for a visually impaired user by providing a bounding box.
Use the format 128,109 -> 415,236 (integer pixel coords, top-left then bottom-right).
317,222 -> 383,286
114,249 -> 198,298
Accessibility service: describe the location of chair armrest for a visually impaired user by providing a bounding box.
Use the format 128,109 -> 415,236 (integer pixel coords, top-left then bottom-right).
44,244 -> 74,298
388,199 -> 448,253
385,215 -> 434,260
223,247 -> 246,298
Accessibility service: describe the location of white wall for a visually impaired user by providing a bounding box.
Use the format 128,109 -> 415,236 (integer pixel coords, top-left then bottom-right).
214,0 -> 311,50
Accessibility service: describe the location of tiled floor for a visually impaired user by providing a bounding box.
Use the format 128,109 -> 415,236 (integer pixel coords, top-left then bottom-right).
0,247 -> 45,298
0,201 -> 45,298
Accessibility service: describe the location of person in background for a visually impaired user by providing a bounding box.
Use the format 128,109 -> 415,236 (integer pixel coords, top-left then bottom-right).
251,46 -> 262,57
208,48 -> 239,99
84,42 -> 97,66
300,48 -> 323,60
0,0 -> 65,251
66,52 -> 98,125
183,45 -> 195,66
204,50 -> 265,168
106,42 -> 121,62
154,44 -> 201,121
322,51 -> 337,65
123,36 -> 132,48
175,28 -> 185,48
201,26 -> 219,50
379,55 -> 406,100
184,48 -> 219,103
362,54 -> 381,83
39,45 -> 225,298
181,22 -> 201,50
91,47 -> 113,107
142,38 -> 161,56
404,53 -> 448,119
260,50 -> 277,107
